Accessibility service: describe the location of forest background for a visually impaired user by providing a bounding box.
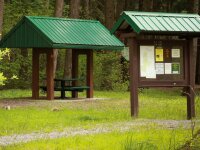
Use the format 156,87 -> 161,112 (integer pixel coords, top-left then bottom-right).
0,0 -> 199,91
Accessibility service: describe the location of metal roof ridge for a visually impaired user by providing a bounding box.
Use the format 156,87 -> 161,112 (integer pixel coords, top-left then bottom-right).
25,16 -> 99,23
123,11 -> 200,18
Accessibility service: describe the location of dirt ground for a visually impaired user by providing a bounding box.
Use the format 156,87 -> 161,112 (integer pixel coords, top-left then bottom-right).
0,97 -> 110,109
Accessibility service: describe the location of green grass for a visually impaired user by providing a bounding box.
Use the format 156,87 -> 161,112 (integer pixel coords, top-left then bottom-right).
0,88 -> 199,136
0,102 -> 131,135
0,89 -> 32,99
139,89 -> 188,119
1,126 -> 192,150
0,88 -> 200,149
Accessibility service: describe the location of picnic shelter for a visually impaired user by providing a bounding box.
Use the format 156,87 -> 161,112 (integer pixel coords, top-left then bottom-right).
0,16 -> 124,100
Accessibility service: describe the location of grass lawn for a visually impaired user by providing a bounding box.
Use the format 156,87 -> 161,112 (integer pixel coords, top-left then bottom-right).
2,127 -> 192,150
0,88 -> 200,149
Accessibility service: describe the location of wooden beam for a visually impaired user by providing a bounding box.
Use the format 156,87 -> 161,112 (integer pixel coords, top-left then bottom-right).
86,50 -> 93,98
32,48 -> 40,99
46,49 -> 55,100
128,38 -> 139,117
187,38 -> 196,119
120,32 -> 136,39
72,50 -> 79,98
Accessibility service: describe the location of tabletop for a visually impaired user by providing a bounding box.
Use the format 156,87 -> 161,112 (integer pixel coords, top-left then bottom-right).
54,78 -> 82,82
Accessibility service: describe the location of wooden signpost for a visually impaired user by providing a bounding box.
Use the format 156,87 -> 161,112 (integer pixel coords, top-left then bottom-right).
123,38 -> 196,119
111,11 -> 200,119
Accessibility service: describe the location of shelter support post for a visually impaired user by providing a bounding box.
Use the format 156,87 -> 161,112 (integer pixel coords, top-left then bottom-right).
72,50 -> 79,98
46,49 -> 55,100
32,48 -> 40,99
187,38 -> 196,119
86,50 -> 93,98
128,37 -> 139,117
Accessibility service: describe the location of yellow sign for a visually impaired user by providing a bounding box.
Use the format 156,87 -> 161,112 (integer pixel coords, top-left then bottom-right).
155,48 -> 163,62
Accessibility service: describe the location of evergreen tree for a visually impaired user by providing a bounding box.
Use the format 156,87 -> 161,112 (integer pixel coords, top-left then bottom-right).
0,0 -> 4,40
63,0 -> 80,79
53,0 -> 64,77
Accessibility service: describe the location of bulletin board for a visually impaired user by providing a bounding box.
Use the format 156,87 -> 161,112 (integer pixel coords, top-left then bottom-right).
138,40 -> 186,83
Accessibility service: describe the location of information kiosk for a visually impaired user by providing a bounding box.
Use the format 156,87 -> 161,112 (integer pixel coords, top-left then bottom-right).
111,11 -> 200,119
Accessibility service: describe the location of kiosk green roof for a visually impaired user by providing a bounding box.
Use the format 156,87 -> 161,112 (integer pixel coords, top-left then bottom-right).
111,11 -> 200,36
0,16 -> 124,50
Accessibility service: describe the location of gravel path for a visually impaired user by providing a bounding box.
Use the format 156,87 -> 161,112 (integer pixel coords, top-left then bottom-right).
0,119 -> 198,146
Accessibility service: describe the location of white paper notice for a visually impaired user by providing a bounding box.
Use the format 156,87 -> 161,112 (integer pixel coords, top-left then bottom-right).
165,63 -> 172,74
155,63 -> 164,74
140,46 -> 156,78
172,49 -> 180,58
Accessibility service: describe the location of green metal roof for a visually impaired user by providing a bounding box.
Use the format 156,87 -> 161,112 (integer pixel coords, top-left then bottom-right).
0,16 -> 124,50
111,11 -> 200,36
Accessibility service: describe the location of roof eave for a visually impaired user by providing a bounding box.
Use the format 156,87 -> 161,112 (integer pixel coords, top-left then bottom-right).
52,44 -> 124,50
140,30 -> 200,37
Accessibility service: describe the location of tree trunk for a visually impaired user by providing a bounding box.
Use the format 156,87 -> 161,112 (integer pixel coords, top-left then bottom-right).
125,0 -> 137,10
105,0 -> 115,29
82,0 -> 90,19
138,0 -> 143,11
54,0 -> 64,17
116,0 -> 125,19
69,0 -> 80,18
63,0 -> 80,79
153,0 -> 161,11
193,0 -> 199,13
0,0 -> 4,40
143,0 -> 153,11
53,0 -> 64,78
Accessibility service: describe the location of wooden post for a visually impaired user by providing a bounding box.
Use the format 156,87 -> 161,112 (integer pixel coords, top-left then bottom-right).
46,49 -> 55,100
128,37 -> 139,117
72,50 -> 79,98
86,49 -> 93,98
32,48 -> 40,99
187,38 -> 196,119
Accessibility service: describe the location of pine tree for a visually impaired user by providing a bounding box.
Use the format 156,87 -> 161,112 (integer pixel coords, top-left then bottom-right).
0,0 -> 4,40
105,0 -> 115,29
53,0 -> 64,77
63,0 -> 80,79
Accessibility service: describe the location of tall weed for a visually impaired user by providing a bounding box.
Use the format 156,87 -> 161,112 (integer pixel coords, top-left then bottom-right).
122,135 -> 158,150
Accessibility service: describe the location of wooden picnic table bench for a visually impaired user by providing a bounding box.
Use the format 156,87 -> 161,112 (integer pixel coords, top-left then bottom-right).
40,78 -> 89,99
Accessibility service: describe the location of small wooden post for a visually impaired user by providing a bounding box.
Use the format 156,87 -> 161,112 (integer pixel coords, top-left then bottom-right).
86,49 -> 93,98
187,38 -> 196,119
128,37 -> 139,117
32,48 -> 40,99
72,50 -> 79,98
46,49 -> 55,100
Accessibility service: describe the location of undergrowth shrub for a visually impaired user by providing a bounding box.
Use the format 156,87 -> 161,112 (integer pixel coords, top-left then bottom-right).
94,51 -> 129,91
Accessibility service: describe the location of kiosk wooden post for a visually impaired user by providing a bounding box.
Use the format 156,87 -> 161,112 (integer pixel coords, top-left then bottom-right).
187,38 -> 196,119
127,38 -> 139,117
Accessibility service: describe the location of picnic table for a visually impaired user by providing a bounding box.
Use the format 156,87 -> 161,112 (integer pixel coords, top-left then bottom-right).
40,78 -> 90,99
